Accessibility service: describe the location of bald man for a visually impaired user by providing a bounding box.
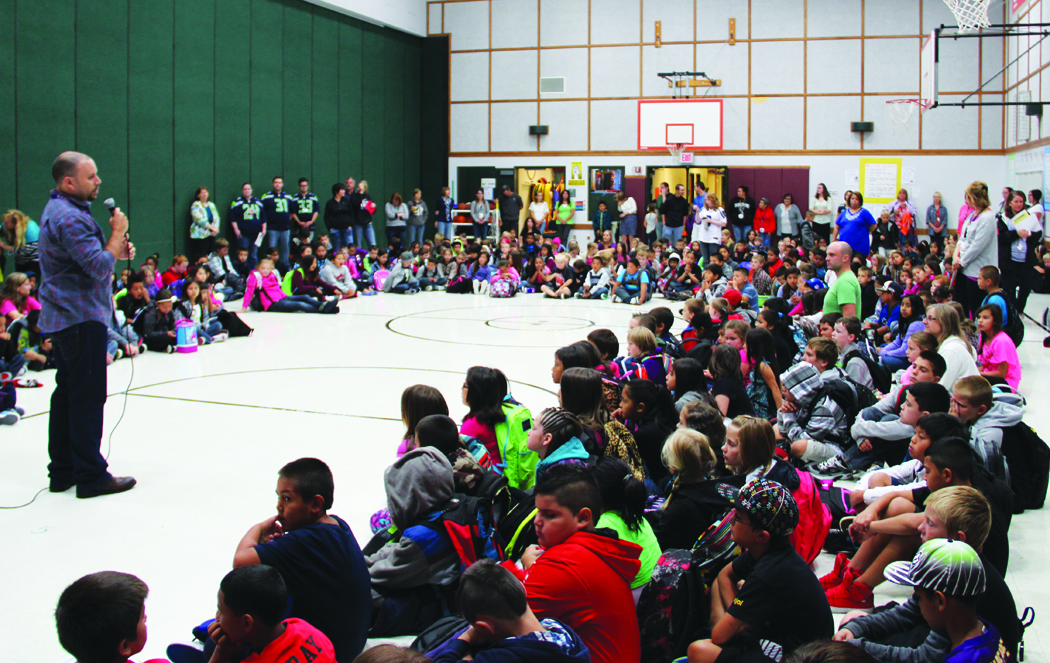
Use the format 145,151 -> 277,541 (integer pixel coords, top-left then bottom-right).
822,241 -> 860,317
39,151 -> 137,499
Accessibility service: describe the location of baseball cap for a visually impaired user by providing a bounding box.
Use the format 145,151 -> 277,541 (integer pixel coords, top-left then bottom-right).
154,289 -> 178,304
884,539 -> 986,598
716,478 -> 800,537
400,251 -> 414,261
723,289 -> 742,308
805,278 -> 827,291
876,280 -> 904,298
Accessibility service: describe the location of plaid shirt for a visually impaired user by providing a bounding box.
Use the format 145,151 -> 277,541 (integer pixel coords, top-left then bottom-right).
38,190 -> 117,333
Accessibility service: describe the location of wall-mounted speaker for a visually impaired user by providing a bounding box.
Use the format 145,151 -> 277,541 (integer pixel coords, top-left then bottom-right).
851,121 -> 874,132
1026,103 -> 1043,117
529,125 -> 549,135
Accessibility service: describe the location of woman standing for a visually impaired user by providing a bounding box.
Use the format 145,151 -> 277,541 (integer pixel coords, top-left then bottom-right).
1,209 -> 41,276
554,189 -> 574,247
810,183 -> 834,244
434,186 -> 455,240
691,194 -> 726,266
385,192 -> 408,254
189,188 -> 220,261
616,190 -> 637,248
925,192 -> 948,252
528,190 -> 550,234
953,181 -> 997,318
406,189 -> 428,247
998,189 -> 1042,314
833,191 -> 876,256
469,189 -> 491,242
887,189 -> 918,249
774,193 -> 802,243
350,180 -> 376,250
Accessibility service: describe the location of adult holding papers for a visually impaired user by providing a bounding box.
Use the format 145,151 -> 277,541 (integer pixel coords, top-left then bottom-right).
997,189 -> 1043,314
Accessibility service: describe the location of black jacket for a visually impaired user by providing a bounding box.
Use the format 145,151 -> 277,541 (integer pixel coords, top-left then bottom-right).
647,480 -> 732,550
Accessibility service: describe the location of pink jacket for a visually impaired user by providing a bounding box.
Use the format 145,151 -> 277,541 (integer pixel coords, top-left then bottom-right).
242,270 -> 286,311
490,267 -> 521,284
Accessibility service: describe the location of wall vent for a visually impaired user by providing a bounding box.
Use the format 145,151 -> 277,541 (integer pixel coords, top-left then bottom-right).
540,77 -> 565,94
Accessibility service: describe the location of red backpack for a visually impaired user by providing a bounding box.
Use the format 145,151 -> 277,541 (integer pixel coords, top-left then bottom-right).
789,468 -> 832,564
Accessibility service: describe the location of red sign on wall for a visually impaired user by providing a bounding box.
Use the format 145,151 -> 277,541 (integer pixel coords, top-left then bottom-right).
1014,0 -> 1028,12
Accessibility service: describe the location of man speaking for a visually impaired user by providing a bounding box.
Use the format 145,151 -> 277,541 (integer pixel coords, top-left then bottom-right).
39,152 -> 137,499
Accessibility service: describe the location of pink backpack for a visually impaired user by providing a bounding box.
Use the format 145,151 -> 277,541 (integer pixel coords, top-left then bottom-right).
373,269 -> 391,290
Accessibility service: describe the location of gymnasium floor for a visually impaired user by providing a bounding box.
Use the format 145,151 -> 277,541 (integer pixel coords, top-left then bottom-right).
3,292 -> 1049,663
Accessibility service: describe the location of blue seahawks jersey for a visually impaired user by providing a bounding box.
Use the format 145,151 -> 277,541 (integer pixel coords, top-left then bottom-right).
293,193 -> 319,221
230,196 -> 265,232
261,191 -> 294,231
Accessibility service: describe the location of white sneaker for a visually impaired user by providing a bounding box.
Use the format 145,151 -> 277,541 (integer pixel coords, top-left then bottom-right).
213,331 -> 229,343
630,297 -> 639,305
472,279 -> 481,294
424,285 -> 433,291
0,409 -> 20,425
326,295 -> 340,303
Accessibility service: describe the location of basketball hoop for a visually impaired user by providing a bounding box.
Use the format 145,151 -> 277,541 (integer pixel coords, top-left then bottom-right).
943,0 -> 992,33
667,143 -> 686,162
886,99 -> 923,134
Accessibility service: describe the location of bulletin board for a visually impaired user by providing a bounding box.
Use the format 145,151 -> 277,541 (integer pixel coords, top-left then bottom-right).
859,158 -> 902,205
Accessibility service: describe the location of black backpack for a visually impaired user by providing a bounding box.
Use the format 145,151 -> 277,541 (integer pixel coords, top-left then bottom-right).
817,373 -> 878,431
999,421 -> 1050,512
986,292 -> 1025,346
843,349 -> 893,394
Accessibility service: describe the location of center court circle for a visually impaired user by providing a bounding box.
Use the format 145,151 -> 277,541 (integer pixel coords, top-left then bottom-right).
485,316 -> 595,332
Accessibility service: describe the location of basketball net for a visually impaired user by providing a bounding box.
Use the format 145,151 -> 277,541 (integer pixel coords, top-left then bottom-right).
886,99 -> 922,134
944,0 -> 992,33
667,143 -> 686,163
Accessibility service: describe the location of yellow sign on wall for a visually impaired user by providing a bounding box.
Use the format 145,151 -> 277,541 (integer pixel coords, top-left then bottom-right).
859,158 -> 902,205
569,162 -> 585,185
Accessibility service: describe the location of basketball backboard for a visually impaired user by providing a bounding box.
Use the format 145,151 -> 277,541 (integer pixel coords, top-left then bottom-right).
920,31 -> 938,113
637,99 -> 724,151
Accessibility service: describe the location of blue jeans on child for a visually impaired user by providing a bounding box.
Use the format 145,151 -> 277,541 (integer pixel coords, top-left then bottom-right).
582,286 -> 608,299
268,295 -> 323,313
419,277 -> 447,289
881,354 -> 909,373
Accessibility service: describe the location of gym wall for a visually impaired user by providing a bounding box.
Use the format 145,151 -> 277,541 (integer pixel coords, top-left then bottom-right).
0,0 -> 450,263
432,0 -> 1004,156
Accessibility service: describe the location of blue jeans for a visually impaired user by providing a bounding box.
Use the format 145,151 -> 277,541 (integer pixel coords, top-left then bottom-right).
582,286 -> 608,299
881,354 -> 909,373
661,225 -> 681,243
48,321 -> 111,491
419,277 -> 447,289
406,224 -> 425,246
436,221 -> 455,239
387,226 -> 406,253
472,222 -> 489,242
733,224 -> 750,242
329,228 -> 354,252
266,229 -> 290,270
699,241 -> 718,266
237,232 -> 260,264
353,224 -> 377,250
268,294 -> 323,313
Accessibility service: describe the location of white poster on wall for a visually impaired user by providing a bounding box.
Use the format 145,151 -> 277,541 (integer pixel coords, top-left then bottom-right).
481,177 -> 496,200
902,167 -> 915,186
845,169 -> 860,190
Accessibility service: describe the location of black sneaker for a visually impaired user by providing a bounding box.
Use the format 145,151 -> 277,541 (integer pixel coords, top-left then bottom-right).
824,529 -> 859,555
814,455 -> 851,477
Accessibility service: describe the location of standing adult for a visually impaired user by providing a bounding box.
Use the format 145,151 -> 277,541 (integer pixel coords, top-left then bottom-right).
887,189 -> 918,249
774,193 -> 802,243
553,189 -> 574,247
435,186 -> 455,239
262,177 -> 294,272
498,185 -> 523,236
324,183 -> 354,252
810,183 -> 833,244
229,183 -> 266,265
659,184 -> 689,243
997,190 -> 1042,313
470,189 -> 492,242
291,178 -> 319,245
655,181 -> 670,240
39,152 -> 136,498
616,190 -> 637,248
833,191 -> 876,257
691,194 -> 726,265
385,192 -> 409,254
837,190 -> 853,218
728,186 -> 756,242
528,190 -> 550,234
953,181 -> 997,318
350,180 -> 376,250
689,181 -> 707,238
821,241 -> 860,317
406,188 -> 429,246
189,187 -> 220,263
1028,189 -> 1044,230
926,192 -> 948,253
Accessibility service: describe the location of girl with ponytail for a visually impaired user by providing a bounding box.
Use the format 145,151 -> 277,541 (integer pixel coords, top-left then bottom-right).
594,457 -> 661,603
618,378 -> 678,492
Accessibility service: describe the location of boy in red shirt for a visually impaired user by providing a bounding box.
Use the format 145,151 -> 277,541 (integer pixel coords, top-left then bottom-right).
515,464 -> 642,663
207,565 -> 335,663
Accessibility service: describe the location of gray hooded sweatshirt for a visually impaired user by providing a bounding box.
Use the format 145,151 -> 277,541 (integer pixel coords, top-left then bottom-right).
969,399 -> 1023,483
366,447 -> 456,592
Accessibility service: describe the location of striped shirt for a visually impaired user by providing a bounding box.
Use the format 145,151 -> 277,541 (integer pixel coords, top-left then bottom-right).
38,190 -> 117,333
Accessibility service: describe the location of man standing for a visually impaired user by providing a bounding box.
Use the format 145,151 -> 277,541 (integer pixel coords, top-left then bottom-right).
822,241 -> 860,317
39,152 -> 136,498
659,184 -> 689,244
229,183 -> 266,265
324,183 -> 354,251
656,181 -> 670,240
498,185 -> 524,235
291,178 -> 320,245
729,186 -> 756,242
261,176 -> 294,272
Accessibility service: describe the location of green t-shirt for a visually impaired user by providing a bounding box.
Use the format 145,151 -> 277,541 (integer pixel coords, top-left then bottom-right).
596,510 -> 662,588
823,270 -> 861,316
556,203 -> 574,224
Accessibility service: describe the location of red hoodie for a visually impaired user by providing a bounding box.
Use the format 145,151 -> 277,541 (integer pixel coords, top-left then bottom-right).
521,530 -> 642,663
